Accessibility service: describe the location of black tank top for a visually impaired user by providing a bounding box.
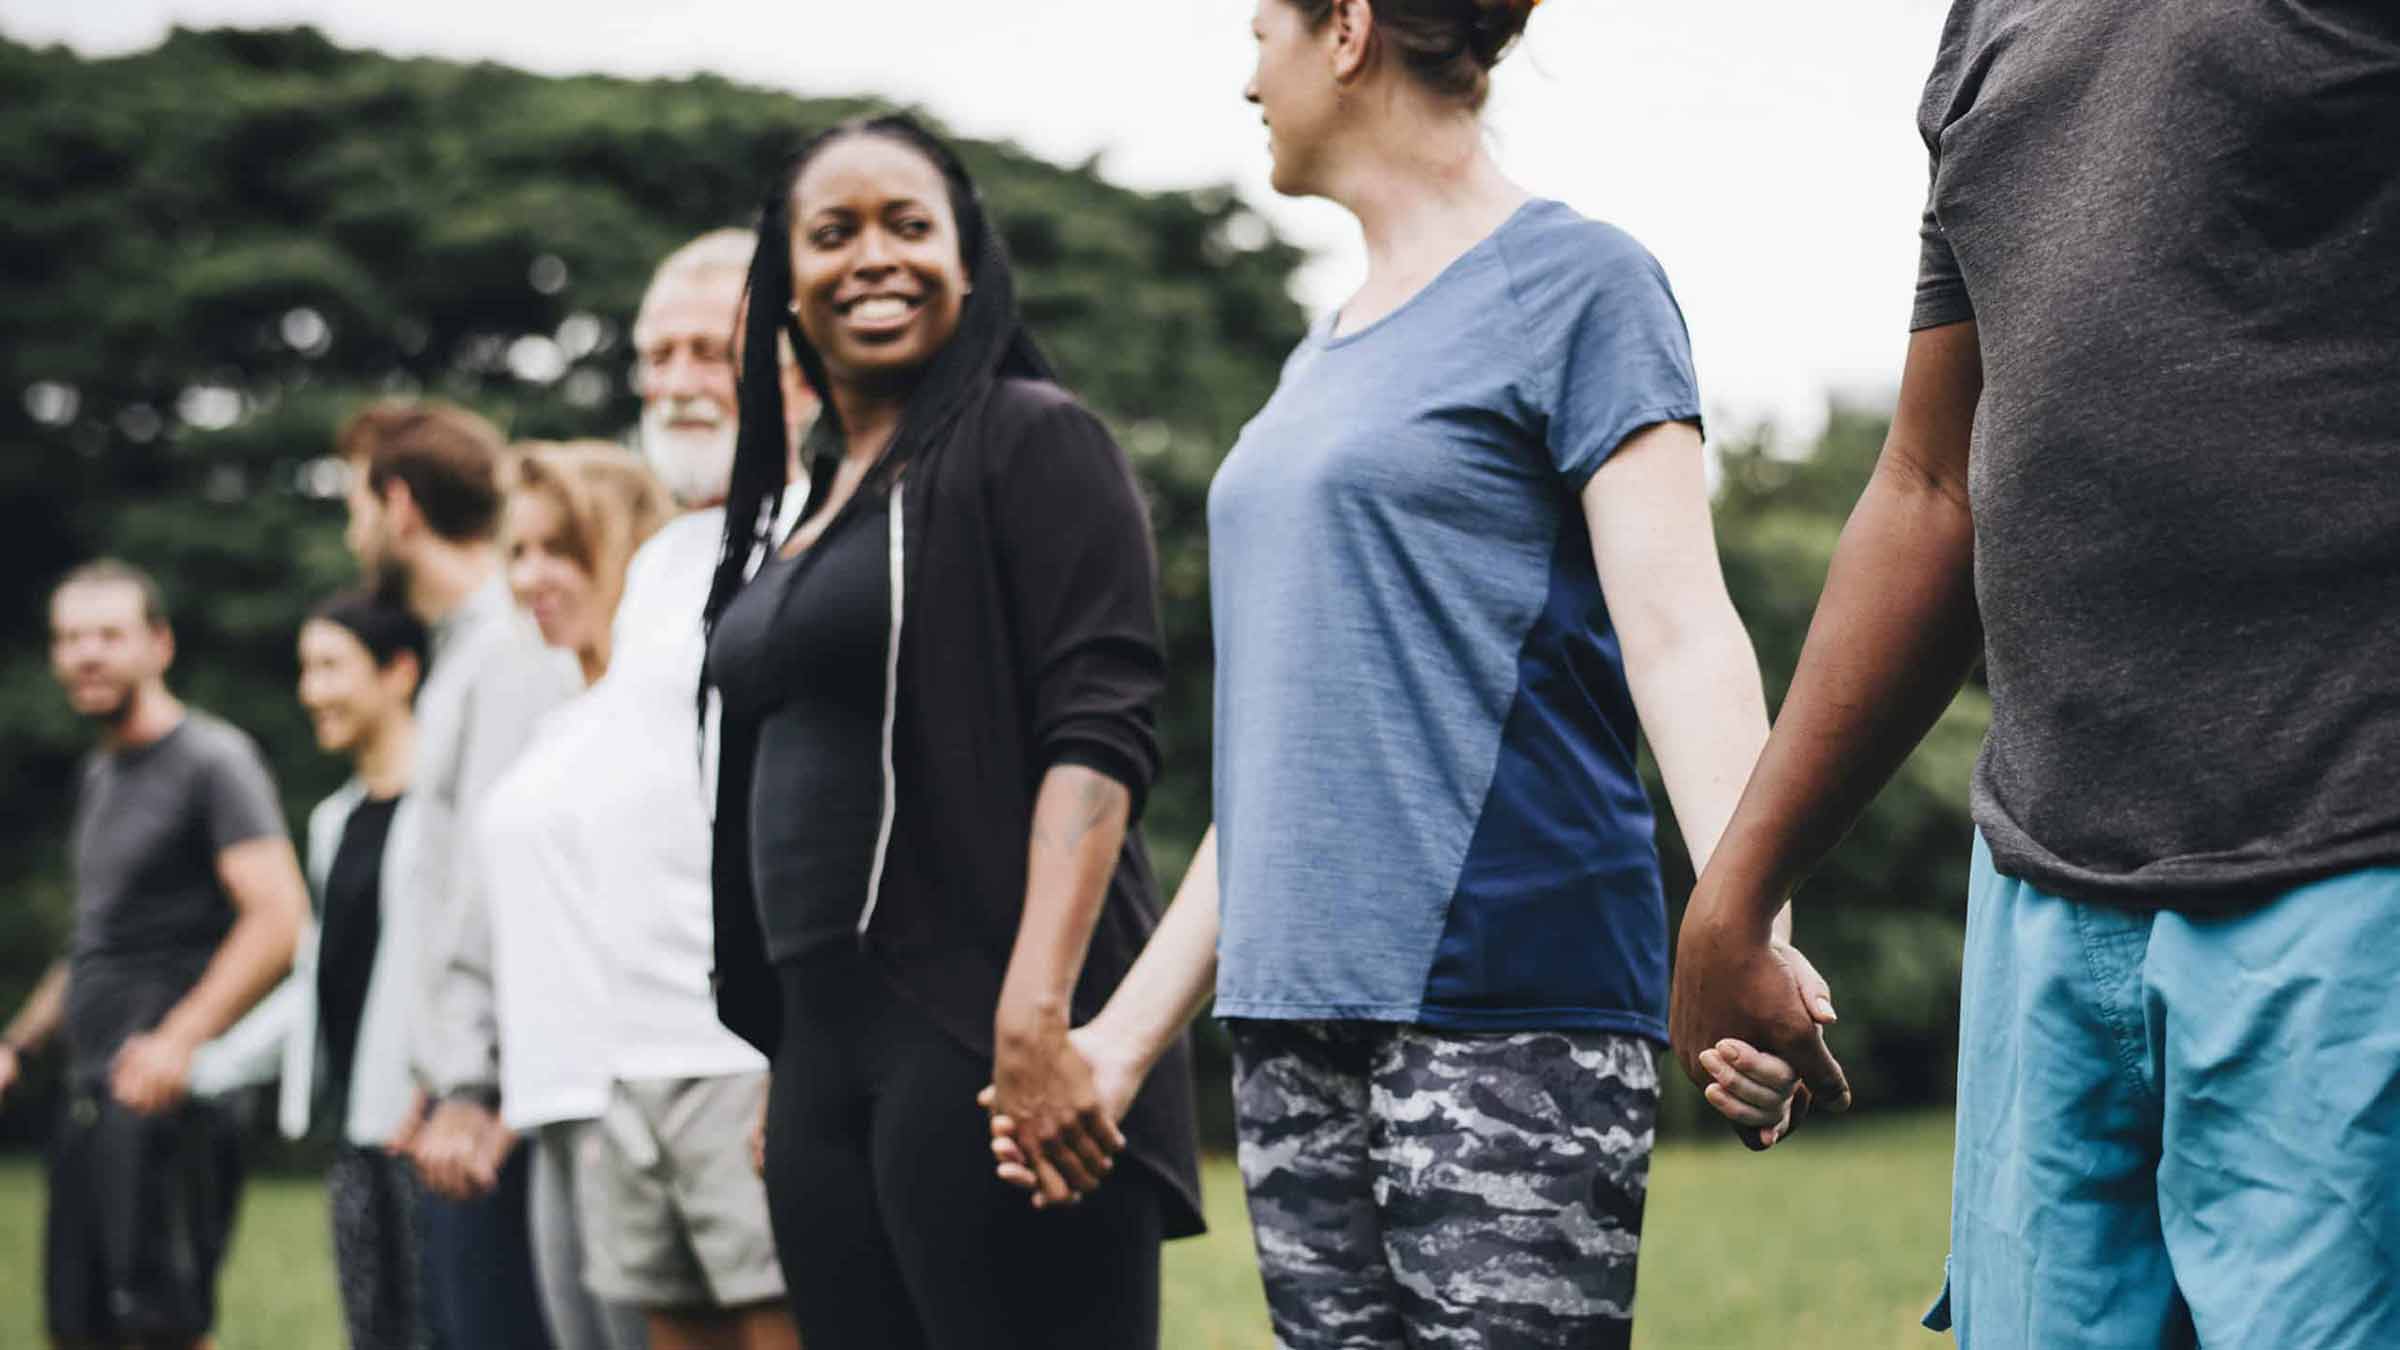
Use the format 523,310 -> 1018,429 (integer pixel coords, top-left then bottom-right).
705,491 -> 890,962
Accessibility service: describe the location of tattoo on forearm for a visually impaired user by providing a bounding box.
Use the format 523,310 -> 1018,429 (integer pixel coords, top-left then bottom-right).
1035,775 -> 1122,855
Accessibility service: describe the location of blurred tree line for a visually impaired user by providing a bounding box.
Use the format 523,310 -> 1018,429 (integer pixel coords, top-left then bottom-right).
0,26 -> 1976,1147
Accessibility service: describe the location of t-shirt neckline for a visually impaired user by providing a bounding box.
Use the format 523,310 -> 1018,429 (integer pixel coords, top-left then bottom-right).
1320,197 -> 1550,351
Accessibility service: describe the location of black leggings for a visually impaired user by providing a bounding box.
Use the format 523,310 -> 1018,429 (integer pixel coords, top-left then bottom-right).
764,948 -> 1162,1350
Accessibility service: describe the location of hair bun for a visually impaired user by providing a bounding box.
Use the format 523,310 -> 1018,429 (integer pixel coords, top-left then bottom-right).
1466,0 -> 1538,68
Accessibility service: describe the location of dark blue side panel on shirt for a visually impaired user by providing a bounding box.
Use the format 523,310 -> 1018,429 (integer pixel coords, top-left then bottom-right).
1420,519 -> 1670,1040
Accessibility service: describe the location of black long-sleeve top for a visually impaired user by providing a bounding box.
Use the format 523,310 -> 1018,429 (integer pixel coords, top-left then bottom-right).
710,376 -> 1203,1238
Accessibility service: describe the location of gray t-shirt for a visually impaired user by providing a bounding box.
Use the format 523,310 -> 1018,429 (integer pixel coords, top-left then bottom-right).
65,711 -> 286,1080
1915,0 -> 2400,906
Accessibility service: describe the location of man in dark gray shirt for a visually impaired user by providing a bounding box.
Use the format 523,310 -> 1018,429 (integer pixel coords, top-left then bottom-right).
0,559 -> 307,1349
1670,4 -> 2400,1347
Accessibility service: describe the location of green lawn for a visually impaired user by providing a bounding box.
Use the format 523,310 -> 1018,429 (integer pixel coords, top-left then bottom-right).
0,1112 -> 1952,1349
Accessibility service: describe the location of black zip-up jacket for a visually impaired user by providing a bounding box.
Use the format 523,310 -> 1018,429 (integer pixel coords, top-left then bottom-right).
711,375 -> 1204,1238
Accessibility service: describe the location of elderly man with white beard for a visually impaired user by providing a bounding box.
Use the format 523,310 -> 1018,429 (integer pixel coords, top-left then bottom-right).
559,229 -> 816,1350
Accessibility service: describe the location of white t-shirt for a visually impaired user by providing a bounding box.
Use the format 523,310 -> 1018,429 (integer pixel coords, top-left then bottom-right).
481,688 -> 620,1130
586,508 -> 768,1083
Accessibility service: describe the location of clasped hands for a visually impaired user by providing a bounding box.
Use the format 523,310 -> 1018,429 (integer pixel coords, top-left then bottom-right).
1669,888 -> 1854,1151
978,1002 -> 1142,1210
394,1091 -> 519,1200
977,918 -> 1851,1208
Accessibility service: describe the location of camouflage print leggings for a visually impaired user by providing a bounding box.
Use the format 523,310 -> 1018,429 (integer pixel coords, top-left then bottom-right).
1228,1021 -> 1659,1350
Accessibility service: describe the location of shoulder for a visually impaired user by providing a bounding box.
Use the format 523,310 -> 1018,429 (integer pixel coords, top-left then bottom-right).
974,378 -> 1122,476
1495,202 -> 1678,326
1918,0 -> 1997,140
983,377 -> 1100,442
620,509 -> 721,615
178,711 -> 273,778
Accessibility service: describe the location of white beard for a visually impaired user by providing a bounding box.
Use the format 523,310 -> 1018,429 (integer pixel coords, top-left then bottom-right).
639,400 -> 738,506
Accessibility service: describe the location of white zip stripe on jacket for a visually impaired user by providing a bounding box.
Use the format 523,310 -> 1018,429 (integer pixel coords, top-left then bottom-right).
854,480 -> 907,940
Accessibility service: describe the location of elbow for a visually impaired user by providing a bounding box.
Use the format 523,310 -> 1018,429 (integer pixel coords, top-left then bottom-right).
1614,592 -> 1756,679
260,890 -> 308,970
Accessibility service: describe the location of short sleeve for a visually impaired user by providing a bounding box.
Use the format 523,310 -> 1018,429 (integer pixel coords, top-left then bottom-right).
1536,229 -> 1705,488
1912,162 -> 1977,331
202,729 -> 287,853
1910,8 -> 1978,332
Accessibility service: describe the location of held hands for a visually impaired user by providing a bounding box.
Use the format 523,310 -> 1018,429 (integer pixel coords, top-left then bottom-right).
979,1021 -> 1142,1209
110,1028 -> 197,1116
410,1097 -> 517,1200
1671,894 -> 1851,1150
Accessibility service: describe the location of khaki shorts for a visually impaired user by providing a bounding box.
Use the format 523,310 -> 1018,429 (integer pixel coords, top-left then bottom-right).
577,1073 -> 784,1310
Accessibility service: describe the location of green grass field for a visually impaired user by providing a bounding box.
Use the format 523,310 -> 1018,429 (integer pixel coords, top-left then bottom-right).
0,1111 -> 1952,1349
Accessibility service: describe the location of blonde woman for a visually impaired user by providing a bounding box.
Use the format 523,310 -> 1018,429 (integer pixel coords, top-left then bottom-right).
478,443 -> 672,1350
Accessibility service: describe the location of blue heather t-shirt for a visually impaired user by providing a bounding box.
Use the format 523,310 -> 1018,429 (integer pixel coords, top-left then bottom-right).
1209,199 -> 1701,1042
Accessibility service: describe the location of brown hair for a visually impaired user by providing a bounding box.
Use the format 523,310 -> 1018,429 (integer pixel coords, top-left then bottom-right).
504,442 -> 674,621
1287,0 -> 1536,109
338,400 -> 509,542
54,557 -> 169,631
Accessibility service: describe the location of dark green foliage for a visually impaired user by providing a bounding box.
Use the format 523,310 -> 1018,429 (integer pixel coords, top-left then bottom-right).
1,28 -> 1977,1147
0,28 -> 1306,1140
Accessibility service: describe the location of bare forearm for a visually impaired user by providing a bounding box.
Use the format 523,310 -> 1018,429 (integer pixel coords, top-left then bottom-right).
1001,764 -> 1133,1020
164,837 -> 307,1048
1087,827 -> 1219,1075
158,908 -> 298,1047
1623,613 -> 1771,880
4,962 -> 68,1051
1704,469 -> 1982,923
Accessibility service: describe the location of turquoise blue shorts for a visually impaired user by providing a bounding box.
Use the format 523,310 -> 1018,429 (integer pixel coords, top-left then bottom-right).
1925,835 -> 2400,1347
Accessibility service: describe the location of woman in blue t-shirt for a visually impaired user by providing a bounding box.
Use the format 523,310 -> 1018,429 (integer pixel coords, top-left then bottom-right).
986,0 -> 1831,1343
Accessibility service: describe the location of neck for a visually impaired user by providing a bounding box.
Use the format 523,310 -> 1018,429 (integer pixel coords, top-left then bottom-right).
406,539 -> 498,626
575,638 -> 608,688
103,683 -> 182,753
827,383 -> 907,467
1323,106 -> 1522,279
354,716 -> 414,799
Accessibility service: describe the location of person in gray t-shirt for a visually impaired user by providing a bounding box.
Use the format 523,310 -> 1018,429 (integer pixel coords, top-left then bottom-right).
0,559 -> 308,1347
1673,3 -> 2400,1345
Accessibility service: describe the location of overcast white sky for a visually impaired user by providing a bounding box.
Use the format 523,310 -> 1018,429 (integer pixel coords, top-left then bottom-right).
5,0 -> 1954,438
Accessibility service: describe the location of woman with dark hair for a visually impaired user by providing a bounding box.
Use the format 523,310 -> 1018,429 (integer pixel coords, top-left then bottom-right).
199,591 -> 433,1350
985,2 -> 1825,1345
701,114 -> 1203,1349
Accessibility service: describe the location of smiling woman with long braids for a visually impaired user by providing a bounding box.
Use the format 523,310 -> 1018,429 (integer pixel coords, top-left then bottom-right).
699,115 -> 1203,1349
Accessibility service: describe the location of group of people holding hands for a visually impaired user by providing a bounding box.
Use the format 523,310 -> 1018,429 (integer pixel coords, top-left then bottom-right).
10,0 -> 2397,1347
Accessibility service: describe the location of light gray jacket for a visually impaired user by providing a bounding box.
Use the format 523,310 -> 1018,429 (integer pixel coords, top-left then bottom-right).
189,780 -> 423,1144
401,576 -> 579,1101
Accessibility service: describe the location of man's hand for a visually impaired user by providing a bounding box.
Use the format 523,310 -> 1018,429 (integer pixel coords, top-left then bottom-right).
1672,895 -> 1851,1147
111,1029 -> 198,1116
411,1098 -> 512,1200
981,1022 -> 1143,1208
986,998 -> 1126,1207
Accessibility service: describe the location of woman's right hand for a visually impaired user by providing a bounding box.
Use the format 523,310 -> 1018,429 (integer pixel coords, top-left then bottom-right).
978,1022 -> 1144,1207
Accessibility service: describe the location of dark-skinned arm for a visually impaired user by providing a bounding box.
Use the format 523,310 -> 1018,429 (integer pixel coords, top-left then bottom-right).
992,764 -> 1135,1206
979,395 -> 1168,1207
1670,321 -> 1985,1115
